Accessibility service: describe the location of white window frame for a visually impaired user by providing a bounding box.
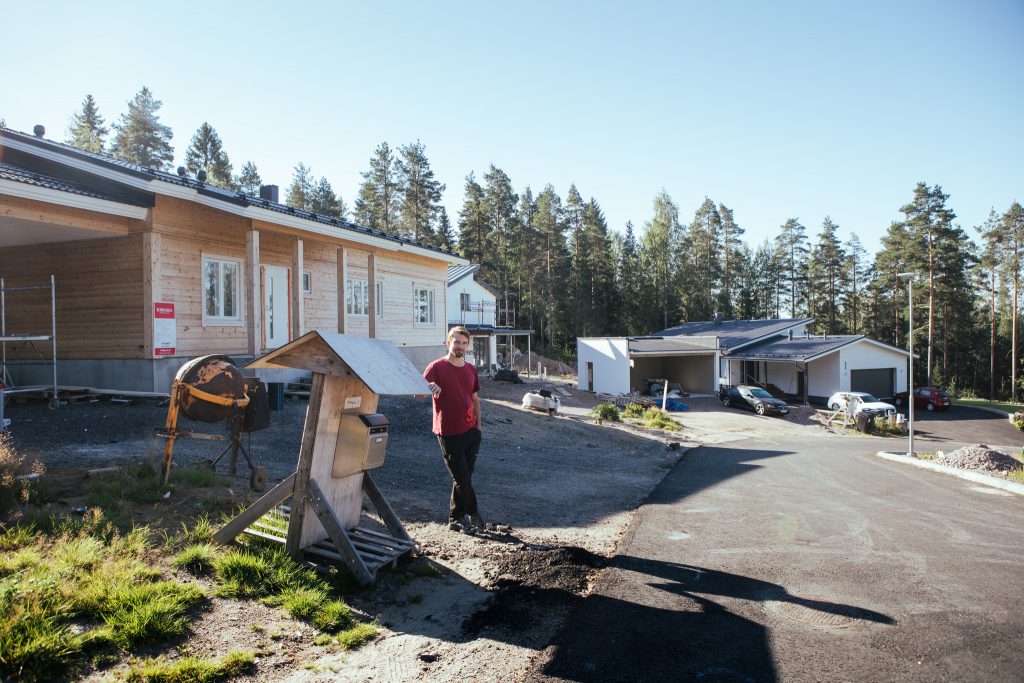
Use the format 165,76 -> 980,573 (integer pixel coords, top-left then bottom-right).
414,286 -> 436,326
460,292 -> 470,311
202,253 -> 243,326
346,279 -> 384,318
302,271 -> 312,296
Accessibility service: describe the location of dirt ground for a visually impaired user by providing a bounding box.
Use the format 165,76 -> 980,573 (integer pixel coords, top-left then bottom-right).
4,378 -> 1007,682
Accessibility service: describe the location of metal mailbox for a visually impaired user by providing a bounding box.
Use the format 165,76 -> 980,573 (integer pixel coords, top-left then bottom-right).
331,413 -> 390,478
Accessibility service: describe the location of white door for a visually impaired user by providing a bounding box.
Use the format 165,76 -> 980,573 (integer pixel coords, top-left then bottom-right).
263,266 -> 289,349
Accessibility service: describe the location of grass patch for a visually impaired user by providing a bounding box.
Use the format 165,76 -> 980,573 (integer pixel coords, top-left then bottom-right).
171,543 -> 220,575
871,415 -> 904,436
638,407 -> 681,431
402,560 -> 442,578
0,522 -> 39,551
622,402 -> 646,418
124,649 -> 255,683
590,403 -> 621,422
87,464 -> 232,529
212,545 -> 358,634
955,398 -> 1021,414
0,512 -> 207,682
334,622 -> 379,650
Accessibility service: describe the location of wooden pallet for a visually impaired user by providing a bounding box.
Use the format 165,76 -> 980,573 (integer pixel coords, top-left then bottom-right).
242,502 -> 415,577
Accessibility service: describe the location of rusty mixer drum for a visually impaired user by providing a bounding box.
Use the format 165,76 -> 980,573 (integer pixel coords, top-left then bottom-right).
174,354 -> 247,423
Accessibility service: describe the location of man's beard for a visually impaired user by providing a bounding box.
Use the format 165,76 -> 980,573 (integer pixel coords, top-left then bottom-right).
452,348 -> 465,358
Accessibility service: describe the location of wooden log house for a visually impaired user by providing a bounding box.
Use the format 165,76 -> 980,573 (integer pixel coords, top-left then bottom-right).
0,126 -> 466,393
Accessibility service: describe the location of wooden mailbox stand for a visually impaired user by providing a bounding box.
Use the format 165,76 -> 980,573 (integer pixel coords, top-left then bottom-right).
213,331 -> 430,584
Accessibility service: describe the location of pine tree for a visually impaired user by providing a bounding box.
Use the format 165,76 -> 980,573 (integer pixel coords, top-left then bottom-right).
977,209 -> 1001,398
396,141 -> 444,242
66,94 -> 108,153
237,162 -> 262,196
354,142 -> 401,233
899,183 -> 957,384
682,198 -> 723,321
580,198 -> 617,335
457,173 -> 491,270
809,216 -> 846,334
286,163 -> 314,209
533,185 -> 570,349
718,203 -> 745,318
109,87 -> 174,170
309,177 -> 346,219
843,234 -> 867,333
775,218 -> 809,318
1000,202 -> 1024,400
184,123 -> 235,188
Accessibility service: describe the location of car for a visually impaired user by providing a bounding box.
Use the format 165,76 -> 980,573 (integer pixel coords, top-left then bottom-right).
827,391 -> 896,416
719,385 -> 790,416
892,386 -> 952,412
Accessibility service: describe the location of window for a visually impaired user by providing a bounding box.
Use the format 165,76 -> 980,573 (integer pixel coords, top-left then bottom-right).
302,272 -> 312,295
202,255 -> 242,324
460,292 -> 470,311
414,287 -> 435,325
346,279 -> 383,318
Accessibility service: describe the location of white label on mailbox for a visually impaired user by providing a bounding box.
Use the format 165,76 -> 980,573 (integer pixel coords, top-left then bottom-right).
344,396 -> 362,410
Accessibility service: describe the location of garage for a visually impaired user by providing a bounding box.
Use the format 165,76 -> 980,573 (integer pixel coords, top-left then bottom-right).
851,368 -> 895,399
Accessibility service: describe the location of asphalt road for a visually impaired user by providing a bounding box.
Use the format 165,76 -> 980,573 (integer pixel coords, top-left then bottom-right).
529,432 -> 1024,682
898,404 -> 1023,451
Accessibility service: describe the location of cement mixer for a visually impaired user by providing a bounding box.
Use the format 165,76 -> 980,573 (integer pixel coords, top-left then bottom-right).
158,354 -> 270,490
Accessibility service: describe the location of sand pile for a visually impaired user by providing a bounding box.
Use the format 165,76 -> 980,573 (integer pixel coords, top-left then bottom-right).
513,351 -> 576,377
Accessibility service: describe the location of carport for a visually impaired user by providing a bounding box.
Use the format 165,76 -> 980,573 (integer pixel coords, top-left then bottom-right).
628,337 -> 719,395
725,334 -> 909,404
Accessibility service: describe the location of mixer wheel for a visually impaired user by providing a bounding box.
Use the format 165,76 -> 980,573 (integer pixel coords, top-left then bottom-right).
249,466 -> 268,492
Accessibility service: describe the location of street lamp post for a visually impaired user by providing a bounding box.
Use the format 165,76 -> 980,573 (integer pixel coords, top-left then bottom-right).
897,272 -> 917,456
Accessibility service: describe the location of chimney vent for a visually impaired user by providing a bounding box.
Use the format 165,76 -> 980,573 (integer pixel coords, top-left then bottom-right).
196,169 -> 208,183
788,329 -> 793,340
259,184 -> 279,203
713,312 -> 722,326
32,124 -> 45,138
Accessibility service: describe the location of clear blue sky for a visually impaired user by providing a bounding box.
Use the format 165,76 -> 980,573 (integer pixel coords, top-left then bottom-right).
1,0 -> 1021,252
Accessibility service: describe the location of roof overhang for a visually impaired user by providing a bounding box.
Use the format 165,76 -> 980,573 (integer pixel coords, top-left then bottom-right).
0,177 -> 149,220
1,134 -> 466,265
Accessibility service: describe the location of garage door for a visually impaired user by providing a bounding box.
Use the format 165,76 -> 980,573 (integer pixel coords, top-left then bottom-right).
851,368 -> 894,399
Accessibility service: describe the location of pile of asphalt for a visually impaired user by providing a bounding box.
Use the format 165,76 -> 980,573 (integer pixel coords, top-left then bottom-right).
938,444 -> 1023,475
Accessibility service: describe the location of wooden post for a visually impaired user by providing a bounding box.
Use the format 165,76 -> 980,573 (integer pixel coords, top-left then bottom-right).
213,473 -> 296,544
337,246 -> 348,334
142,232 -> 161,359
246,228 -> 261,356
367,251 -> 376,338
308,479 -> 373,585
291,237 -> 304,340
285,372 -> 325,559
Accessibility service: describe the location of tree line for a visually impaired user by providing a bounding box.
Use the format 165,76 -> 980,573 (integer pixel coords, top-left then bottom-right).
57,88 -> 1023,399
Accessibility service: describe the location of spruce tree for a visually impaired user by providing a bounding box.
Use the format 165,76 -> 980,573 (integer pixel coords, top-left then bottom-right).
286,163 -> 314,209
396,141 -> 444,242
184,123 -> 235,188
718,203 -> 745,318
435,207 -> 456,252
237,162 -> 262,196
457,173 -> 490,270
66,94 -> 108,152
109,87 -> 174,170
775,218 -> 809,318
809,216 -> 846,334
482,166 -> 518,323
615,221 -> 644,334
682,198 -> 723,321
309,177 -> 346,219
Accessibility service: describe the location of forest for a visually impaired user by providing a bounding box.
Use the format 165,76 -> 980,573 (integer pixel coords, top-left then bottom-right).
52,88 -> 1024,400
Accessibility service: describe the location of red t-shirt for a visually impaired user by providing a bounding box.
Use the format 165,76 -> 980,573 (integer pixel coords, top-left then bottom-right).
424,358 -> 480,436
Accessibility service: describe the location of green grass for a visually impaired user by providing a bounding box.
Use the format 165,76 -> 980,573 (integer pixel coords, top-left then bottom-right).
211,545 -> 359,635
124,649 -> 255,683
954,398 -> 1022,414
87,464 -> 232,529
622,402 -> 646,418
333,622 -> 379,650
638,407 -> 681,431
0,513 -> 208,682
171,543 -> 220,575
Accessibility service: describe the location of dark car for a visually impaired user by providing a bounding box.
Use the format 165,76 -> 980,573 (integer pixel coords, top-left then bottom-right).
719,385 -> 790,416
892,386 -> 952,412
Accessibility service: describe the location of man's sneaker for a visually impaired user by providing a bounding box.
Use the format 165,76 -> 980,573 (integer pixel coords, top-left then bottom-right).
448,519 -> 464,532
449,516 -> 477,535
469,514 -> 489,531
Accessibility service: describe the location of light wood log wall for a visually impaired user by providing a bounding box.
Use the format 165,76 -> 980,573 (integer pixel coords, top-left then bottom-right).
0,193 -> 451,360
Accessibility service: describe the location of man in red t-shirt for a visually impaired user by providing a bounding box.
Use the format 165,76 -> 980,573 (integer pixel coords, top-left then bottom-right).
424,326 -> 486,533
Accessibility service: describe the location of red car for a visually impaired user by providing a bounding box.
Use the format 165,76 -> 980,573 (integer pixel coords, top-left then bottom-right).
892,386 -> 952,412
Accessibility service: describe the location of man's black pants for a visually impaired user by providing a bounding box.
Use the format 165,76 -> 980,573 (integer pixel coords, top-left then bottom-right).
436,428 -> 481,521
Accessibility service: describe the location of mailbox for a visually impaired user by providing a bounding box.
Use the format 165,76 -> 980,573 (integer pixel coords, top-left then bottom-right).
332,413 -> 390,478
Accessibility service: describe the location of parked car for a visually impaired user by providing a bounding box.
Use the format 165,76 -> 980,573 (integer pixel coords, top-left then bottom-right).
720,385 -> 790,416
827,391 -> 896,416
892,386 -> 952,412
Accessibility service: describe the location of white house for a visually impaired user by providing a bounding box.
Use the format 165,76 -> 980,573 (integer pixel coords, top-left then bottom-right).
577,316 -> 910,404
446,264 -> 533,372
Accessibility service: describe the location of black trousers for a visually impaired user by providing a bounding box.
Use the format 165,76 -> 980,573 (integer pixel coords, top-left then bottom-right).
436,428 -> 481,521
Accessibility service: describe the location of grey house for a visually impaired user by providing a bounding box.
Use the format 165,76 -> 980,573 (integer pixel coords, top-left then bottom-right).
577,317 -> 910,403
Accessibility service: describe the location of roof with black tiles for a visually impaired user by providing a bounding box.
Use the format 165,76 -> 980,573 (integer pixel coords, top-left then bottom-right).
0,126 -> 459,259
0,160 -> 152,206
651,317 -> 814,350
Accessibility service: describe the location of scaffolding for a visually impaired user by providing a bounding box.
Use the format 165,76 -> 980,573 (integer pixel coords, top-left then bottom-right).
1,275 -> 59,410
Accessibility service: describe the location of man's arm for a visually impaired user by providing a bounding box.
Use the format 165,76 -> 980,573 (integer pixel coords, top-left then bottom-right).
472,392 -> 481,429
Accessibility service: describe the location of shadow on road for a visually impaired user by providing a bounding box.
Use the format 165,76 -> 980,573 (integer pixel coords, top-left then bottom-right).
534,557 -> 894,683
